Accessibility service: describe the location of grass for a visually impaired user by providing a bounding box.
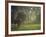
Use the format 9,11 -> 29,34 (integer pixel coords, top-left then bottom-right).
11,23 -> 41,31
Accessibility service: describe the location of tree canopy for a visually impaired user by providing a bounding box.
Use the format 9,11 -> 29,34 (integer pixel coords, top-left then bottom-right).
11,6 -> 41,24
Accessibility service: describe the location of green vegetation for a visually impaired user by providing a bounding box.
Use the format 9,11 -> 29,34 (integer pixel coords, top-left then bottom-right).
11,6 -> 41,31
11,24 -> 41,31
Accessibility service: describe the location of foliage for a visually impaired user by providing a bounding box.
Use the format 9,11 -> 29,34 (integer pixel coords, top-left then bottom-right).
11,6 -> 41,30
